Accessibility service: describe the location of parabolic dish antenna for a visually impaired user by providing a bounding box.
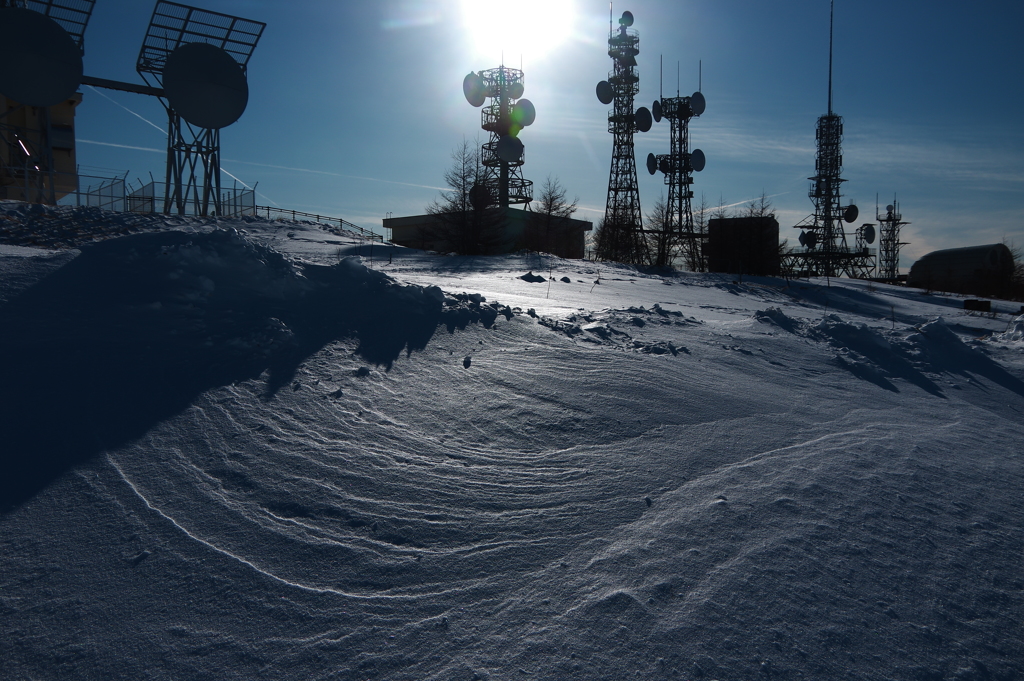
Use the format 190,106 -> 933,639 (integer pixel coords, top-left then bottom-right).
861,224 -> 876,244
0,7 -> 83,107
659,157 -> 670,174
496,134 -> 524,163
464,72 -> 486,107
844,204 -> 859,223
596,80 -> 614,105
469,182 -> 492,210
511,99 -> 536,127
635,106 -> 652,132
690,148 -> 706,172
646,152 -> 657,175
690,91 -> 706,116
798,231 -> 807,247
886,204 -> 894,213
652,99 -> 662,123
804,231 -> 818,248
162,42 -> 248,129
509,82 -> 525,100
620,11 -> 634,26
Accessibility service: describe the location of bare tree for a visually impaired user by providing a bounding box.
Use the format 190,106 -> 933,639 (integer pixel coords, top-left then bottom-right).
425,141 -> 506,255
645,197 -> 677,268
685,192 -> 711,272
524,175 -> 578,254
745,190 -> 775,219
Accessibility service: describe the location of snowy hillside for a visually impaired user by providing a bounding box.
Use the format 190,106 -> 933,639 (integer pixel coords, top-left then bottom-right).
2,203 -> 1022,681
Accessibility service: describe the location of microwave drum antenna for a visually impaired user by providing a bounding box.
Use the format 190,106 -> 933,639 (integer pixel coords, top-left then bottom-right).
0,7 -> 83,107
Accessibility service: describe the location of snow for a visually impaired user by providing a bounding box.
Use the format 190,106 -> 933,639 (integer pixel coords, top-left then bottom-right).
2,204 -> 1022,680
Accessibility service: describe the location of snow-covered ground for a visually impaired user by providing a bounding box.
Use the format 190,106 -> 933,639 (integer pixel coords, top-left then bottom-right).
2,203 -> 1022,680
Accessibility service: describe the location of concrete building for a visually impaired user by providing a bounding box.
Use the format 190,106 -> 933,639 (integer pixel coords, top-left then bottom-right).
705,216 -> 780,276
908,244 -> 1015,297
384,207 -> 592,259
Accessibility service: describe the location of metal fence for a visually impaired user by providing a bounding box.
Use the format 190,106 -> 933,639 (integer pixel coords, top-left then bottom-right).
255,206 -> 383,242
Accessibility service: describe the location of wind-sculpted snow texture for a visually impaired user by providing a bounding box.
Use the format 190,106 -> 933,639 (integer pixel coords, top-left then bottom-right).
1,211 -> 1023,681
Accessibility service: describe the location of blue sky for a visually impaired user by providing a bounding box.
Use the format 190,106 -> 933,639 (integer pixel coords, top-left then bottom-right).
71,0 -> 1023,268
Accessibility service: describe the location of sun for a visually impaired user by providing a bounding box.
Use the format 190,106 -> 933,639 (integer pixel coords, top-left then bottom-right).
460,0 -> 577,62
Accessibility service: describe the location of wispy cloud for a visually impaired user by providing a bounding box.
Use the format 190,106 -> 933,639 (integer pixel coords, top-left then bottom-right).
220,158 -> 447,192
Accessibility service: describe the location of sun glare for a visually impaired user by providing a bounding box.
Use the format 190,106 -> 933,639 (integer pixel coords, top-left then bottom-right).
460,0 -> 577,62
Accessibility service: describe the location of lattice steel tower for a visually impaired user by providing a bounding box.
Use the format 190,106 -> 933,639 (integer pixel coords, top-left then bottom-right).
790,0 -> 872,278
595,10 -> 652,264
877,198 -> 908,282
647,85 -> 705,269
464,66 -> 536,208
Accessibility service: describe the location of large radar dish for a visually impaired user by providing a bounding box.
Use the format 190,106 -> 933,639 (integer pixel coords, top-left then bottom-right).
162,42 -> 248,129
690,149 -> 706,172
844,204 -> 859,223
861,224 -> 876,244
635,106 -> 652,133
464,72 -> 485,107
596,80 -> 614,105
511,99 -> 536,128
690,91 -> 706,116
652,99 -> 662,123
496,135 -> 524,163
0,7 -> 83,106
619,11 -> 634,27
509,82 -> 525,100
646,152 -> 657,176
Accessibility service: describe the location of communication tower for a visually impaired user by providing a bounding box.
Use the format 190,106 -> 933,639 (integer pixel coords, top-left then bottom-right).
789,0 -> 873,278
595,10 -> 652,264
0,0 -> 96,204
876,198 -> 908,282
463,66 -> 536,208
646,78 -> 706,269
136,1 -> 264,216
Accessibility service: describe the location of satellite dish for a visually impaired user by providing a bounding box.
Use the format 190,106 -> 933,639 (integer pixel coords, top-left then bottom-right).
690,91 -> 706,116
861,224 -> 876,244
652,99 -> 662,123
646,152 -> 657,175
509,82 -> 525,100
620,11 -> 634,27
596,80 -> 614,105
690,148 -> 706,172
469,182 -> 492,210
511,99 -> 536,127
844,204 -> 859,223
635,106 -> 652,132
659,157 -> 670,174
798,231 -> 807,247
496,134 -> 524,163
0,7 -> 83,107
464,72 -> 486,107
162,42 -> 248,129
804,231 -> 818,249
886,204 -> 894,213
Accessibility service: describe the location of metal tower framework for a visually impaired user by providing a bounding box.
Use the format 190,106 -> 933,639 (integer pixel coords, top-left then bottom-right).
652,93 -> 703,269
877,199 -> 908,281
787,0 -> 873,279
477,66 -> 532,208
601,12 -> 647,264
136,1 -> 264,215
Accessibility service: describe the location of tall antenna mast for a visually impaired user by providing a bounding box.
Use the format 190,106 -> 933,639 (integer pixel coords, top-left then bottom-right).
827,0 -> 834,115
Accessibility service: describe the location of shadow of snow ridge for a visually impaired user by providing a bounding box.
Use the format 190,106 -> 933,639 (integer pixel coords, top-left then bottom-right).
755,308 -> 1024,400
0,230 -> 491,512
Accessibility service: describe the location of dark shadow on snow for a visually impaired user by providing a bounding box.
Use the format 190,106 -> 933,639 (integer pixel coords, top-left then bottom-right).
0,230 -> 461,512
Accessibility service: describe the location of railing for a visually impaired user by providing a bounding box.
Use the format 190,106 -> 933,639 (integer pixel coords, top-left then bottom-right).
255,205 -> 383,242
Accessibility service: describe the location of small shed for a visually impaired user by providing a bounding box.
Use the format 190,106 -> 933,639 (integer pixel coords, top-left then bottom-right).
705,216 -> 780,276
